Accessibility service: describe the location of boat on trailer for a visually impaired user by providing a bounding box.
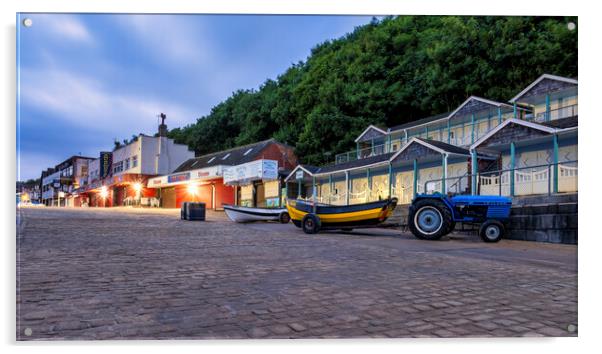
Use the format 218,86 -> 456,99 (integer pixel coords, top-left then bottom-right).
286,198 -> 398,234
223,204 -> 290,223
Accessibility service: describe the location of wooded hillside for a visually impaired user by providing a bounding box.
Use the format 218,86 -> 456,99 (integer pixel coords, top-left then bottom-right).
167,16 -> 577,165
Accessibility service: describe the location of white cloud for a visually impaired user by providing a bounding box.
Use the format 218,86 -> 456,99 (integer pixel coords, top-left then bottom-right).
37,14 -> 94,44
116,14 -> 215,68
20,68 -> 199,137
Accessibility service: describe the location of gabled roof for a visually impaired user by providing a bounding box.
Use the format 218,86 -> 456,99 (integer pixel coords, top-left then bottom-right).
470,118 -> 559,150
354,125 -> 388,143
390,137 -> 471,161
509,74 -> 578,103
414,138 -> 472,155
447,96 -> 516,120
174,138 -> 281,172
284,164 -> 320,181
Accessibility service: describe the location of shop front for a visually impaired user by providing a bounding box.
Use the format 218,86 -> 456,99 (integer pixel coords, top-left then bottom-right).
223,159 -> 283,208
147,166 -> 235,209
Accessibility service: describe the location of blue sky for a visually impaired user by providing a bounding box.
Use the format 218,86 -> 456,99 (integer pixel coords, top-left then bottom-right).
17,14 -> 373,181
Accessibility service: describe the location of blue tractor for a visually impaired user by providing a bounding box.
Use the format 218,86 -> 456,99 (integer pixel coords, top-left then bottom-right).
408,194 -> 512,242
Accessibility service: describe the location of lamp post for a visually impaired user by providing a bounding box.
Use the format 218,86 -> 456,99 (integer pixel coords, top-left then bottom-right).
133,182 -> 142,207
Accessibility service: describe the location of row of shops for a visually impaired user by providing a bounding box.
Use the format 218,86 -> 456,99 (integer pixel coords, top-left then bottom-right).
37,73 -> 577,210
39,120 -> 299,210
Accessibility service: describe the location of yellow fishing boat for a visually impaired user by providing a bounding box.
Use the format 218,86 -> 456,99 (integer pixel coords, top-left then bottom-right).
286,197 -> 398,234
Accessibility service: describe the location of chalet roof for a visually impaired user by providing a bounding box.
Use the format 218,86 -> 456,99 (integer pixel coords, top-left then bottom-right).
446,96 -> 516,120
413,138 -> 472,156
509,74 -> 578,103
539,116 -> 578,129
173,138 -> 281,172
354,125 -> 388,142
286,137 -> 481,180
470,118 -> 561,150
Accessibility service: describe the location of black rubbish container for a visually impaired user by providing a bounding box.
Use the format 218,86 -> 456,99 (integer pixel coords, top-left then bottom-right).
181,202 -> 206,221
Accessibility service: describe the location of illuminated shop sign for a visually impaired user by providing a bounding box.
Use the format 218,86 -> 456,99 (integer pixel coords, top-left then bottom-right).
167,172 -> 191,183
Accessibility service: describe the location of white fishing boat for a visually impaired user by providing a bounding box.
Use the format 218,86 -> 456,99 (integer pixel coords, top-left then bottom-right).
223,205 -> 290,223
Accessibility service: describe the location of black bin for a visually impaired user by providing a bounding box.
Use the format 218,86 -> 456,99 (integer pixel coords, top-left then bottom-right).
181,202 -> 206,221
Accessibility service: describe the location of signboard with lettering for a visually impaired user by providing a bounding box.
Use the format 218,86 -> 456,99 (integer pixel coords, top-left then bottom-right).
167,172 -> 190,183
100,152 -> 112,178
295,170 -> 304,180
223,159 -> 279,185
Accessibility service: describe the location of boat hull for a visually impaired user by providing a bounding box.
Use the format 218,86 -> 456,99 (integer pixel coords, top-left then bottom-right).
223,205 -> 287,223
286,198 -> 398,228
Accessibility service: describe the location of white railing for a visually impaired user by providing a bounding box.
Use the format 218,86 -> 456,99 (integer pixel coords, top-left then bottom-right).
423,161 -> 577,197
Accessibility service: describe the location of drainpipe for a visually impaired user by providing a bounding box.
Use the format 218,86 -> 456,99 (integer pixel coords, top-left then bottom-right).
345,171 -> 350,205
498,107 -> 502,124
546,94 -> 551,122
413,159 -> 418,198
471,113 -> 475,144
328,174 -> 333,204
471,150 -> 477,195
388,162 -> 393,198
510,142 -> 516,197
442,154 -> 448,194
553,134 -> 559,193
366,168 -> 371,202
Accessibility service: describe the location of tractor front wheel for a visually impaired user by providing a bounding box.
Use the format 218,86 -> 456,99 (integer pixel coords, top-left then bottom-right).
279,211 -> 291,224
408,199 -> 453,240
302,214 -> 321,234
479,220 -> 505,243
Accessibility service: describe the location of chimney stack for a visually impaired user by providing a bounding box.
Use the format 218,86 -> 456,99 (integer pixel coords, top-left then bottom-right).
158,113 -> 168,137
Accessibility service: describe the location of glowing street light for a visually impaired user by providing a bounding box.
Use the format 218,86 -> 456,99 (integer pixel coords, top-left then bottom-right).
187,183 -> 197,195
133,182 -> 142,193
100,186 -> 108,199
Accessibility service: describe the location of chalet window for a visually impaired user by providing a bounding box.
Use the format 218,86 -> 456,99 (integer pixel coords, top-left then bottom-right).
243,148 -> 253,156
207,157 -> 216,163
222,153 -> 231,160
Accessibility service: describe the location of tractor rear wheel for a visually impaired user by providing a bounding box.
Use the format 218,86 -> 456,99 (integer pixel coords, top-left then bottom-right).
302,214 -> 321,234
479,220 -> 505,243
408,199 -> 453,240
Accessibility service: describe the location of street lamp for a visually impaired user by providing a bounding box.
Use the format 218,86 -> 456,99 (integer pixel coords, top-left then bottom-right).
187,183 -> 197,196
100,186 -> 108,198
100,186 -> 108,208
133,182 -> 142,207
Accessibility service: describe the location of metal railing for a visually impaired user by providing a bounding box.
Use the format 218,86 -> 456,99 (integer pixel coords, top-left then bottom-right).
424,160 -> 577,197
532,104 -> 578,123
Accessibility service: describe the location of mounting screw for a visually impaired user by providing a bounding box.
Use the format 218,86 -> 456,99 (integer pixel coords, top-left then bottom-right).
22,18 -> 33,27
567,324 -> 577,333
567,22 -> 576,31
24,327 -> 32,336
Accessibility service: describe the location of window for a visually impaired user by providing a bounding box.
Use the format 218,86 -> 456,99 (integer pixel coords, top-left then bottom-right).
207,157 -> 216,163
113,161 -> 123,174
125,158 -> 130,170
221,153 -> 231,160
132,155 -> 138,168
243,148 -> 253,156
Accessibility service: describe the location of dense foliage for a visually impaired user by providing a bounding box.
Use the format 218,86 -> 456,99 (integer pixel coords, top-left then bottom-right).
167,16 -> 577,165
